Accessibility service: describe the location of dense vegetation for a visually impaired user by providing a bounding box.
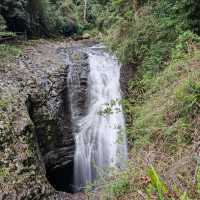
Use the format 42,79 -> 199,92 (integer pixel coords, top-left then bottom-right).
0,0 -> 86,37
84,0 -> 200,199
1,0 -> 200,199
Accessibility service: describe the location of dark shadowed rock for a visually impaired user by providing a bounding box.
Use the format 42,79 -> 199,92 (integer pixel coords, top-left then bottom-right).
120,63 -> 136,97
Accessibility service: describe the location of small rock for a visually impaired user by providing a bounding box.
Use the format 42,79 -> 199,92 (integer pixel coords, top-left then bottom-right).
82,33 -> 91,39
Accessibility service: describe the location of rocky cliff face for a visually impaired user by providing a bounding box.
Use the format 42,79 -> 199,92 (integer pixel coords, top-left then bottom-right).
28,45 -> 90,194
0,40 -> 87,199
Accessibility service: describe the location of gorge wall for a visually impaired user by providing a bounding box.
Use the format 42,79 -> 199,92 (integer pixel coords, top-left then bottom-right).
28,46 -> 90,193
0,40 -> 88,199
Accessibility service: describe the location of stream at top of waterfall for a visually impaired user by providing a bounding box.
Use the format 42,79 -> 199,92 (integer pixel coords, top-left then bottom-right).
67,43 -> 128,192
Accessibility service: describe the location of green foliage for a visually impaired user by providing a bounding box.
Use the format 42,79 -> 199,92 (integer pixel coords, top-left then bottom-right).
147,166 -> 168,200
0,32 -> 16,37
103,2 -> 183,74
173,31 -> 200,59
146,166 -> 193,200
26,0 -> 79,36
0,44 -> 22,59
176,78 -> 200,118
0,13 -> 16,38
48,0 -> 80,35
180,192 -> 192,200
90,0 -> 200,79
197,166 -> 200,194
106,175 -> 130,198
1,0 -> 200,38
105,9 -> 164,65
124,36 -> 200,151
0,167 -> 9,177
0,0 -> 27,32
176,0 -> 200,34
0,0 -> 79,37
0,99 -> 9,110
27,0 -> 51,35
80,1 -> 200,199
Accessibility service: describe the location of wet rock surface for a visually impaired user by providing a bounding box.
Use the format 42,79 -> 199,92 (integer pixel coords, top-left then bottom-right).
120,63 -> 136,97
0,39 -> 89,199
65,47 -> 90,124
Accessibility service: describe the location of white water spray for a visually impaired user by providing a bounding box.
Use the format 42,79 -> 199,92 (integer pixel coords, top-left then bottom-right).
72,45 -> 128,190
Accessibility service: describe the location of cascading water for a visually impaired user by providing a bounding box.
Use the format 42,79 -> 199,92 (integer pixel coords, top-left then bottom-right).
67,44 -> 128,191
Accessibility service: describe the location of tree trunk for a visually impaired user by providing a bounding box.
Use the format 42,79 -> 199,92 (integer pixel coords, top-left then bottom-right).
133,0 -> 140,11
84,0 -> 87,22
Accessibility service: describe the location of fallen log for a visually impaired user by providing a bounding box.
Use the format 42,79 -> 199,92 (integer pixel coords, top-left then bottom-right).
0,36 -> 16,43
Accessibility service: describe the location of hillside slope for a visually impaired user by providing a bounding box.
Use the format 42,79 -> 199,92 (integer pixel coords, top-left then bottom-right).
85,1 -> 200,199
86,32 -> 200,200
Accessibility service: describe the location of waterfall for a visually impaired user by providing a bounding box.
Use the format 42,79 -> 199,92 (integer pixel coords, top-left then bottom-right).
68,44 -> 128,191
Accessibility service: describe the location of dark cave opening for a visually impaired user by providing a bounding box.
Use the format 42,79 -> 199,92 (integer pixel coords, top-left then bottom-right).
46,162 -> 74,193
26,93 -> 76,194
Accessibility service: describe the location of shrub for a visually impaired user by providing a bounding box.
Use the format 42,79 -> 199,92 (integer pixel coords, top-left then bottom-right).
0,167 -> 9,177
146,166 -> 193,200
105,7 -> 163,65
197,165 -> 200,194
0,44 -> 22,59
176,0 -> 200,34
0,0 -> 79,37
147,166 -> 168,200
173,31 -> 200,60
105,173 -> 130,199
0,0 -> 27,32
176,78 -> 200,118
